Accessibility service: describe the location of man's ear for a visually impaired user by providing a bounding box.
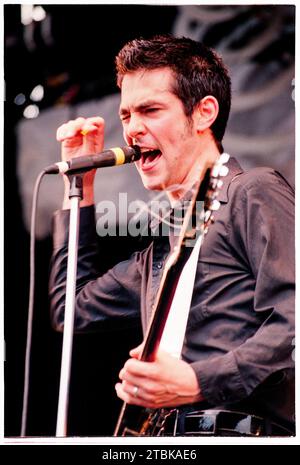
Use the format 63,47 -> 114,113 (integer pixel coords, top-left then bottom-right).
195,96 -> 219,133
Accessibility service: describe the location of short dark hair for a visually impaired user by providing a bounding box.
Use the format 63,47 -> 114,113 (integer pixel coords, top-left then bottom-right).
115,34 -> 231,144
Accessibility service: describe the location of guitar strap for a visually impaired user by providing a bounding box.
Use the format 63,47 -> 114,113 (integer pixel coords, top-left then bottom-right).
159,233 -> 203,359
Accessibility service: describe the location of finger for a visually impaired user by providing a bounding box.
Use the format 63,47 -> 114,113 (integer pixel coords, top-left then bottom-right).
119,367 -> 147,385
122,380 -> 162,402
115,382 -> 141,405
119,380 -> 139,397
56,123 -> 69,141
119,368 -> 163,396
116,380 -> 183,408
84,116 -> 105,127
123,358 -> 161,380
56,119 -> 85,141
80,124 -> 99,136
80,117 -> 105,135
57,117 -> 104,141
115,383 -> 159,408
129,343 -> 143,359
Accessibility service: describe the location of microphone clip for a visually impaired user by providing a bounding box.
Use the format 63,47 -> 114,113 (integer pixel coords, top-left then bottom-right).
67,172 -> 84,200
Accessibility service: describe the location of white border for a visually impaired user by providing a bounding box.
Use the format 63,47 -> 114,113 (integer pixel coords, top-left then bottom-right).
0,0 -> 5,445
1,0 -> 298,447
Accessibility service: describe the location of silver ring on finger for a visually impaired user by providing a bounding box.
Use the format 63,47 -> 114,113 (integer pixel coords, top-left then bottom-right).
133,386 -> 139,398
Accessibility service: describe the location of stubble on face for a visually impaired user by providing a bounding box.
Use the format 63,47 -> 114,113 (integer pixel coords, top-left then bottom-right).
120,68 -> 207,199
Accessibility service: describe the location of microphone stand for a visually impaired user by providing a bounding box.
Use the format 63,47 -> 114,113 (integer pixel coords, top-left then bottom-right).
55,173 -> 83,437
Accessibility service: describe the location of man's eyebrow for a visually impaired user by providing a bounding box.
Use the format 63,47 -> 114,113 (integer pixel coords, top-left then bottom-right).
119,100 -> 163,116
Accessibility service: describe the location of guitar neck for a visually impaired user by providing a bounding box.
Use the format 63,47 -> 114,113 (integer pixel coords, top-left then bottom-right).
140,253 -> 190,362
140,168 -> 212,362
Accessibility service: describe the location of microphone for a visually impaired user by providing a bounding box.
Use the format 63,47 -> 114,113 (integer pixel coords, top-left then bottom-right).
44,145 -> 141,174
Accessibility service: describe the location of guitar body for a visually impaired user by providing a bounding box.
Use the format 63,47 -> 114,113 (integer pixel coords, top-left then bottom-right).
114,404 -> 177,437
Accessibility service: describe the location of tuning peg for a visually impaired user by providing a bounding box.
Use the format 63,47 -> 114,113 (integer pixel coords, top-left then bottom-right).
211,153 -> 230,177
211,163 -> 228,178
219,153 -> 230,164
211,166 -> 221,178
204,210 -> 212,222
210,178 -> 223,190
210,179 -> 217,190
219,165 -> 229,177
210,199 -> 221,211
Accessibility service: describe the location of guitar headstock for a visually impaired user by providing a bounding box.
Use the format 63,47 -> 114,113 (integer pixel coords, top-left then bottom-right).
203,152 -> 230,232
182,152 -> 230,247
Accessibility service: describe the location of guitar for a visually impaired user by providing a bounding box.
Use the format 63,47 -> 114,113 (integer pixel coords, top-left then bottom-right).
114,153 -> 230,437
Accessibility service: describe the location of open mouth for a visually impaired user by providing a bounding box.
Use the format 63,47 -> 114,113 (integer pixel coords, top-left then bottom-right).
141,149 -> 162,169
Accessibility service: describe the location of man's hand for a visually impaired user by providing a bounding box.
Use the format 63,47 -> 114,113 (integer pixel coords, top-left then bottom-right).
115,345 -> 204,408
56,116 -> 105,209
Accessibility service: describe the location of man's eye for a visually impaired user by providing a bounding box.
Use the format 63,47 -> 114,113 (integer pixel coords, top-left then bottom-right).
121,115 -> 130,122
146,108 -> 158,113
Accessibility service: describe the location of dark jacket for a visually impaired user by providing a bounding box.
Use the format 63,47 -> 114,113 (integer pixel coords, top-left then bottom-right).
49,158 -> 295,431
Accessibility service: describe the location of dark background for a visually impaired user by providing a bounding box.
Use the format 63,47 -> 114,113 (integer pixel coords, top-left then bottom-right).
4,3 -> 179,437
4,4 -> 295,437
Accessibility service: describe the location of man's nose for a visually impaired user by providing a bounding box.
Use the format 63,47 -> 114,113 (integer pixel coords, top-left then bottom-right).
126,114 -> 146,140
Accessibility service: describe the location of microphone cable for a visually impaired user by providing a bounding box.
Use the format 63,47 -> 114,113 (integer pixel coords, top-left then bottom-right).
20,170 -> 47,437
